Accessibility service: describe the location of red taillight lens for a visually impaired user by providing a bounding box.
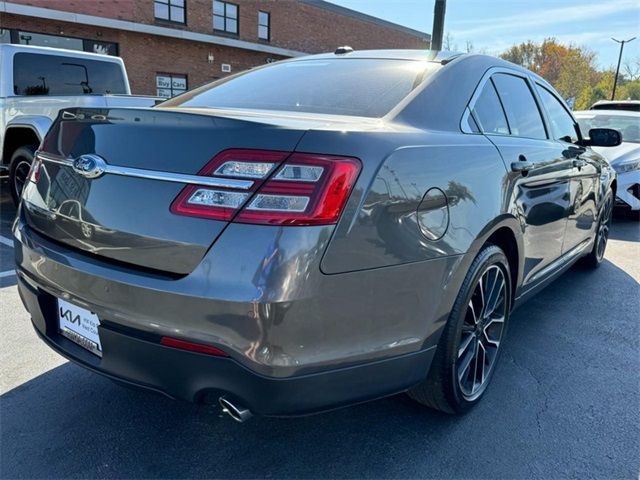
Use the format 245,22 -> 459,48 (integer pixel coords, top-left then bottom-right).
171,150 -> 361,226
170,149 -> 290,220
236,154 -> 361,226
160,336 -> 229,357
28,154 -> 43,184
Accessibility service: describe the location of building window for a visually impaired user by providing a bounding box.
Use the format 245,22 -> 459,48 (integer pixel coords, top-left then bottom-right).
155,0 -> 186,24
156,73 -> 187,98
213,1 -> 238,34
6,29 -> 118,56
258,11 -> 270,41
0,28 -> 11,44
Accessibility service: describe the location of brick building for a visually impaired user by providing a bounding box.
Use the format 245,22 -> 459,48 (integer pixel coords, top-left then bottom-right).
0,1 -> 430,96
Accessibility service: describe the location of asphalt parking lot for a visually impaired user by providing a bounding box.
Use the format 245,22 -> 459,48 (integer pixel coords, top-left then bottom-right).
0,178 -> 638,479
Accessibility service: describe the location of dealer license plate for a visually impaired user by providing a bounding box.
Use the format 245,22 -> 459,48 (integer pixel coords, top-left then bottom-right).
57,298 -> 102,357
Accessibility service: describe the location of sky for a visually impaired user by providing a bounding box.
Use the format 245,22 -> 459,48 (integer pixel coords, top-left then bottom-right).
328,0 -> 640,69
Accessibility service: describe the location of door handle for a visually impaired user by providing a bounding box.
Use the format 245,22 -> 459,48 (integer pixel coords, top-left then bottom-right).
511,155 -> 533,174
511,161 -> 534,173
573,159 -> 587,170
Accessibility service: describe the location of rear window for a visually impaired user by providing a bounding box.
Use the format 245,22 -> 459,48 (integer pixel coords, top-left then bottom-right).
472,80 -> 509,135
163,59 -> 437,118
13,52 -> 127,96
591,102 -> 640,112
576,113 -> 640,143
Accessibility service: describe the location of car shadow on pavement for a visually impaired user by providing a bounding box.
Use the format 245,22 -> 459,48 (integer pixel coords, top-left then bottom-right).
1,257 -> 639,479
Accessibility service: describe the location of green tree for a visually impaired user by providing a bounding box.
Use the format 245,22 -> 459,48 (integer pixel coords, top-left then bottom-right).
623,80 -> 640,100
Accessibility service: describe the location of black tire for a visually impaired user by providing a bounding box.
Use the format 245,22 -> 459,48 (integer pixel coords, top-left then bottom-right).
579,189 -> 613,269
408,244 -> 512,414
9,145 -> 37,205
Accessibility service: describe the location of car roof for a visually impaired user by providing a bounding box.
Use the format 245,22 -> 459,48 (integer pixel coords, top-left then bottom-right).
0,43 -> 123,63
592,100 -> 640,105
292,49 -> 464,63
574,109 -> 640,118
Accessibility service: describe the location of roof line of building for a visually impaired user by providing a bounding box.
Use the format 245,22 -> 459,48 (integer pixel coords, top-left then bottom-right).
0,1 -> 308,58
300,0 -> 430,40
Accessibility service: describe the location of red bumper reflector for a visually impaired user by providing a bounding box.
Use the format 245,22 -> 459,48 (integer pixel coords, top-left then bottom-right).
160,337 -> 229,357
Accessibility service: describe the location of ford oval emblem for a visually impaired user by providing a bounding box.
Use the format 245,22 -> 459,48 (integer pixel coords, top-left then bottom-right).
72,154 -> 106,179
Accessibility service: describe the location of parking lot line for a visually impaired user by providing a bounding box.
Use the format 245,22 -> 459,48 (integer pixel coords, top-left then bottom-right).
0,235 -> 14,248
0,270 -> 15,278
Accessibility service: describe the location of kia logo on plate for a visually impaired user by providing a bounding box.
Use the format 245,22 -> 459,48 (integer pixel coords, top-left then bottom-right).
72,154 -> 107,179
59,307 -> 81,325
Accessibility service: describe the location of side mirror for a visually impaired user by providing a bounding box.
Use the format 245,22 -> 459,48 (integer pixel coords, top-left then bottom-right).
588,128 -> 622,147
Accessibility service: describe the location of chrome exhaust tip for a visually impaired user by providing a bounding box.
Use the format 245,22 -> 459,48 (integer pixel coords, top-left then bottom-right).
219,396 -> 253,423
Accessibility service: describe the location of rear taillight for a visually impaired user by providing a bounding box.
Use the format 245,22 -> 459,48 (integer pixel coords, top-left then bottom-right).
170,149 -> 289,221
171,149 -> 361,226
29,154 -> 43,184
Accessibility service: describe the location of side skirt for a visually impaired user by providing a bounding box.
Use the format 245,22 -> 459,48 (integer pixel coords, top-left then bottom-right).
512,238 -> 593,309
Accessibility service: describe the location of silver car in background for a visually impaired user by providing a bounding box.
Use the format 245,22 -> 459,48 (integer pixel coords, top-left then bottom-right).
575,109 -> 640,218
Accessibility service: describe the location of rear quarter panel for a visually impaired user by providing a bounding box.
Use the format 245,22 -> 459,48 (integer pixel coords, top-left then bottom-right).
307,130 -> 509,273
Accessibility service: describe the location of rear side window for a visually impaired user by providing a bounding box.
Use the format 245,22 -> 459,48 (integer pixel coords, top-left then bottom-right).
472,80 -> 509,135
13,53 -> 127,96
492,73 -> 546,139
536,84 -> 579,143
162,59 -> 438,118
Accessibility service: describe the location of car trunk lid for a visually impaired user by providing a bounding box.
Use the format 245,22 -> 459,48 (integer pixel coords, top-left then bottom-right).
21,107 -> 308,275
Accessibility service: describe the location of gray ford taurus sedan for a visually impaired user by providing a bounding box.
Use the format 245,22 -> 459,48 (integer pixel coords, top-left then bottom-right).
13,50 -> 620,420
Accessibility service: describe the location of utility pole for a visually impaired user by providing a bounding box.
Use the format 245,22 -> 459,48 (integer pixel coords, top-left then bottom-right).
431,0 -> 446,51
611,37 -> 636,100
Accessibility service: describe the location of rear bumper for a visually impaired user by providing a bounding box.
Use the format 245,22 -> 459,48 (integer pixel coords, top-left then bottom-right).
18,273 -> 434,415
13,211 -> 465,415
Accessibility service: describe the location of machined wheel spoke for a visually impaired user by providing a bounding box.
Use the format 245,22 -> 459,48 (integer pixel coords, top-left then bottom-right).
468,299 -> 480,325
471,340 -> 486,394
477,276 -> 486,319
483,329 -> 501,347
484,268 -> 499,313
486,278 -> 505,318
483,315 -> 505,347
458,332 -> 475,358
458,340 -> 477,382
477,342 -> 487,385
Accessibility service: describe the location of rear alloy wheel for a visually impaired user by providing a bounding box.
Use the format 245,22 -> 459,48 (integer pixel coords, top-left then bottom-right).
579,190 -> 613,269
9,145 -> 37,205
408,244 -> 511,413
457,265 -> 507,401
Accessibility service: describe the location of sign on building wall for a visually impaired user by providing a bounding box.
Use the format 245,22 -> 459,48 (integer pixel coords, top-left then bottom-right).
156,74 -> 188,98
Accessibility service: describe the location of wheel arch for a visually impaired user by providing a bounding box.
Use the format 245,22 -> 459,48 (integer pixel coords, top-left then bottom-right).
2,116 -> 51,164
3,125 -> 40,165
468,215 -> 523,304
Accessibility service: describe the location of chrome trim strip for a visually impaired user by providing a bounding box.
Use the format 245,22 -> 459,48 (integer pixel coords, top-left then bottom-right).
528,239 -> 591,285
36,153 -> 254,190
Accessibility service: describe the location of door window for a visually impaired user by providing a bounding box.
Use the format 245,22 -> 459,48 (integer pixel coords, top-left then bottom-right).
492,73 -> 546,140
536,84 -> 579,143
471,80 -> 509,135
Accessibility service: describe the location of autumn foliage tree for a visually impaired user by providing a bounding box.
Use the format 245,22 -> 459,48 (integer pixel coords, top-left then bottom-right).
500,38 -> 640,109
